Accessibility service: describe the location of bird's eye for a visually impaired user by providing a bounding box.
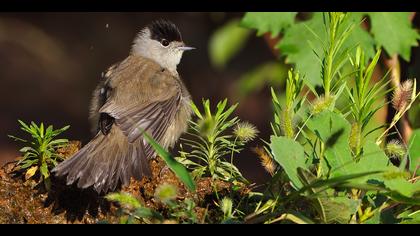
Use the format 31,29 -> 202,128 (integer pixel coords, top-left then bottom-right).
161,39 -> 169,47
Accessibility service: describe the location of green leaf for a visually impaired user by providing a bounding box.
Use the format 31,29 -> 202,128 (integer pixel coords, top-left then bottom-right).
398,209 -> 420,224
367,12 -> 420,61
8,135 -> 27,143
19,146 -> 37,153
143,131 -> 196,192
190,101 -> 203,119
106,192 -> 141,209
342,13 -> 376,59
277,13 -> 325,87
408,129 -> 420,175
318,196 -> 360,223
345,141 -> 390,181
240,12 -> 297,37
40,162 -> 49,179
277,12 -> 375,88
51,125 -> 70,136
18,120 -> 31,133
209,19 -> 252,68
134,207 -> 164,221
296,168 -> 362,223
386,192 -> 420,205
338,140 -> 420,198
19,159 -> 38,169
383,175 -> 420,198
297,168 -> 382,193
408,103 -> 420,129
270,136 -> 307,189
306,110 -> 353,176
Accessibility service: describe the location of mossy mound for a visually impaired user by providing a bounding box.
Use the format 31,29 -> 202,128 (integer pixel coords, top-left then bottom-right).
0,141 -> 249,224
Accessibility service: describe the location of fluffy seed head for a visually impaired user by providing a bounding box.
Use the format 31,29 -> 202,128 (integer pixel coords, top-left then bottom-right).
385,139 -> 406,160
349,122 -> 361,152
312,95 -> 335,114
392,80 -> 413,111
253,146 -> 277,176
220,197 -> 233,216
233,122 -> 259,143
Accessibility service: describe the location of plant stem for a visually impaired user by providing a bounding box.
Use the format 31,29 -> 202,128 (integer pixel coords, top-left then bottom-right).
317,141 -> 326,177
229,136 -> 238,178
208,141 -> 216,178
294,113 -> 313,141
269,213 -> 309,224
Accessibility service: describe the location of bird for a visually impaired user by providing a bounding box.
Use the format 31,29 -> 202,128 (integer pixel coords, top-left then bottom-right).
52,19 -> 194,194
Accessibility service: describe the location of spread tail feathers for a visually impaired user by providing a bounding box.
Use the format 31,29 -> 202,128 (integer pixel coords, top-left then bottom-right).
52,127 -> 152,193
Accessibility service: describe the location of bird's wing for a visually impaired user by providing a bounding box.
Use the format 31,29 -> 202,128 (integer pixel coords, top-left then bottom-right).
100,93 -> 181,144
89,61 -> 121,134
98,56 -> 182,144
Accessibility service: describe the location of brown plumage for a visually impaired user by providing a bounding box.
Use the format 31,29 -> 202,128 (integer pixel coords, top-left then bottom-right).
53,20 -> 193,193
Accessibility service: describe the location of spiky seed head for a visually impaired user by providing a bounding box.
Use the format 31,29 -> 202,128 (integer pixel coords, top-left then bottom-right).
385,139 -> 406,160
392,79 -> 413,111
280,108 -> 295,138
349,122 -> 361,152
233,122 -> 259,143
312,95 -> 335,115
253,146 -> 277,176
220,197 -> 233,216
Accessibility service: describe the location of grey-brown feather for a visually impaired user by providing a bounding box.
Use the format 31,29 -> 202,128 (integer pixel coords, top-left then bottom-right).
53,55 -> 192,193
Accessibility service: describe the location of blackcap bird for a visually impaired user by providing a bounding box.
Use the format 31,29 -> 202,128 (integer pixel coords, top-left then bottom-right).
52,20 -> 194,193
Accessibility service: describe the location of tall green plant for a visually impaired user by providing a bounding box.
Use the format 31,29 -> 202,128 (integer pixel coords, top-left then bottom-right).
248,12 -> 420,224
176,99 -> 258,183
8,120 -> 69,190
271,69 -> 304,138
347,47 -> 392,157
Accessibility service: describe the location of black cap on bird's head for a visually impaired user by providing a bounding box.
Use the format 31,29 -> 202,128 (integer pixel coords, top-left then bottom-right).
131,19 -> 195,72
148,19 -> 183,44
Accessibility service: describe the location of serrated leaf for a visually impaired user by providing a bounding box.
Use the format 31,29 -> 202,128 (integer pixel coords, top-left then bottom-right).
270,136 -> 307,189
343,13 -> 376,59
306,110 -> 353,176
277,12 -> 375,88
277,13 -> 325,87
209,19 -> 251,68
335,140 -> 420,198
318,196 -> 360,223
368,12 -> 420,61
240,12 -> 297,37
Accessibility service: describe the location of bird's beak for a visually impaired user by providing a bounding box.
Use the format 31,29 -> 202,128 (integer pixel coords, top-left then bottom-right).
178,46 -> 196,51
